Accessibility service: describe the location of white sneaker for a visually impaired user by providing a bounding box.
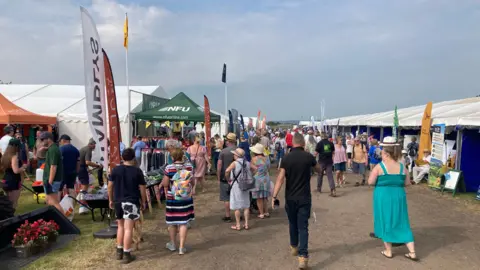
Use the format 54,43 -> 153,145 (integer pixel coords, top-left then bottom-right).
166,242 -> 176,251
179,247 -> 187,255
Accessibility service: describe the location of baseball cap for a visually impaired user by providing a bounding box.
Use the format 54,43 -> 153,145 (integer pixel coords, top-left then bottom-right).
59,134 -> 72,141
39,132 -> 53,141
3,126 -> 14,134
88,138 -> 96,145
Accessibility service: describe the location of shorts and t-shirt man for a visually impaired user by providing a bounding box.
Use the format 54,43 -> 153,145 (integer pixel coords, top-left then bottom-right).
352,142 -> 368,184
43,143 -> 64,194
219,144 -> 236,201
60,142 -> 80,190
78,145 -> 94,186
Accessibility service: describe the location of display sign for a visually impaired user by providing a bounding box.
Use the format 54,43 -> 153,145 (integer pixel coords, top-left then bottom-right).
428,124 -> 445,189
442,170 -> 464,197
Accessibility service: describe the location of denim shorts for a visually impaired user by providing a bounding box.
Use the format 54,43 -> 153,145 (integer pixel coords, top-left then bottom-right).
352,162 -> 366,174
334,162 -> 346,172
44,181 -> 62,195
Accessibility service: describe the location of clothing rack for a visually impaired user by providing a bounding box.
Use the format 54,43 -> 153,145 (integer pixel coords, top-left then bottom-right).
140,148 -> 170,173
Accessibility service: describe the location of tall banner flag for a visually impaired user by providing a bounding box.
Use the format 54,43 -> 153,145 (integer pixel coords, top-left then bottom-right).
228,110 -> 234,133
222,63 -> 227,83
261,116 -> 266,129
124,12 -> 132,146
123,13 -> 128,48
393,105 -> 399,141
418,102 -> 432,161
248,117 -> 253,129
102,49 -> 121,168
240,114 -> 245,131
203,95 -> 211,156
80,7 -> 108,167
310,116 -> 315,128
256,110 -> 261,129
231,109 -> 239,138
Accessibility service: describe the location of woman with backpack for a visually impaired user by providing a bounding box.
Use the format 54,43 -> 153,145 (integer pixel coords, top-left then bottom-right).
187,135 -> 210,194
225,148 -> 252,230
161,148 -> 194,255
369,139 -> 383,170
250,143 -> 272,219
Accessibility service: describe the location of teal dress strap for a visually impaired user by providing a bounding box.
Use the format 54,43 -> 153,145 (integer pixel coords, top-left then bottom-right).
379,162 -> 388,175
400,163 -> 404,175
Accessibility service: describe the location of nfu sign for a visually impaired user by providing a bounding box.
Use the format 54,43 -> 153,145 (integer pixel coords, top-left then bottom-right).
158,106 -> 191,112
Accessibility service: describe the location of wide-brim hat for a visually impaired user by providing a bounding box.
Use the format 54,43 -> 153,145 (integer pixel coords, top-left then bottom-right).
231,148 -> 245,158
226,132 -> 237,142
380,136 -> 400,146
250,143 -> 265,155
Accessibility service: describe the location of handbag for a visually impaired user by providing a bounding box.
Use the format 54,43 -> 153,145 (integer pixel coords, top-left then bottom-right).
190,146 -> 201,170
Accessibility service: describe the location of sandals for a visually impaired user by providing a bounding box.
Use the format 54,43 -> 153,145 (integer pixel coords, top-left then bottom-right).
404,252 -> 419,261
264,213 -> 270,218
243,225 -> 249,230
230,225 -> 241,231
257,214 -> 265,219
381,250 -> 393,259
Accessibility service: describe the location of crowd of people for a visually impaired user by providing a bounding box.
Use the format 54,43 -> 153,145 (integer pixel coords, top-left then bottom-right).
0,124 -> 423,268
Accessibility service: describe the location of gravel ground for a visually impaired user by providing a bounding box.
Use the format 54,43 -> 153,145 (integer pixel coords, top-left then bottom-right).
98,171 -> 480,270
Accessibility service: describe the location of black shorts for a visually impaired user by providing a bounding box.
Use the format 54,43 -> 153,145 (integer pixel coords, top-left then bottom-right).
115,202 -> 141,220
61,173 -> 77,189
347,153 -> 352,159
78,168 -> 89,185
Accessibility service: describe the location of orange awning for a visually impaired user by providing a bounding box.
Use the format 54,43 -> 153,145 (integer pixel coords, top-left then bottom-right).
0,94 -> 56,125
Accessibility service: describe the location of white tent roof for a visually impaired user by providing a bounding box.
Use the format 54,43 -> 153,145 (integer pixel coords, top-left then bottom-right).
0,84 -> 168,122
325,97 -> 480,127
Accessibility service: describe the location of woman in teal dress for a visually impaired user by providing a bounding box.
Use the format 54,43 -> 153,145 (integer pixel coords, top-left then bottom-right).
368,136 -> 418,261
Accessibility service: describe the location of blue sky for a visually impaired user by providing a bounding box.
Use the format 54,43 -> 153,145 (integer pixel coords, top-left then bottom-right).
1,0 -> 480,120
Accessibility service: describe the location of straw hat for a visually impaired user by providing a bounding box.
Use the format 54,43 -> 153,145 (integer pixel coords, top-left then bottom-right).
379,136 -> 400,146
250,143 -> 265,155
231,148 -> 245,158
226,133 -> 237,142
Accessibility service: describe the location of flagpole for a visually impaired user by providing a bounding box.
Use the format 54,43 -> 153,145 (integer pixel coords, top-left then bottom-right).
125,12 -> 131,146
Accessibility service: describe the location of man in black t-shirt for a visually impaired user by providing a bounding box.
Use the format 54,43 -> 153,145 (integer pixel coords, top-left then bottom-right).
272,133 -> 320,270
315,133 -> 336,196
108,148 -> 147,264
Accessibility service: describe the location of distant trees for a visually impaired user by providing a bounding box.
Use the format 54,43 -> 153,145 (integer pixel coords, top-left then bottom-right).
0,80 -> 12,84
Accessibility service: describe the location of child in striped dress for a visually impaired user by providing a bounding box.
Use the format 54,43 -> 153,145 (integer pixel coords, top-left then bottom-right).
161,148 -> 194,255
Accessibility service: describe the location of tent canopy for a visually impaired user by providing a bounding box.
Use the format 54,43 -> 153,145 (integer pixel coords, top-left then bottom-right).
135,92 -> 221,122
0,94 -> 56,125
325,97 -> 480,127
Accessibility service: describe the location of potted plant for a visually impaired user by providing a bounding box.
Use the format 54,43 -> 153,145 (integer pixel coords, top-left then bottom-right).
11,219 -> 60,258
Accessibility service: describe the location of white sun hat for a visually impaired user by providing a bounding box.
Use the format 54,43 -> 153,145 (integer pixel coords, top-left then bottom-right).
250,143 -> 265,155
379,136 -> 401,146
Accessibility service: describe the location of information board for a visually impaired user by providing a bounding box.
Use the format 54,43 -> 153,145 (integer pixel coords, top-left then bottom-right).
428,124 -> 445,189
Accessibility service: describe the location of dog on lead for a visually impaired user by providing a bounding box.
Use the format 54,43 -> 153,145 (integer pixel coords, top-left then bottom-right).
132,211 -> 144,251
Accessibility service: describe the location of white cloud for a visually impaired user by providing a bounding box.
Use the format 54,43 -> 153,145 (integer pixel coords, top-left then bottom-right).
1,0 -> 480,119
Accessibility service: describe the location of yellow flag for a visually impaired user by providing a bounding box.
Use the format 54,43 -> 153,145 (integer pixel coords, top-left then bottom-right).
165,121 -> 170,127
146,121 -> 151,129
123,13 -> 128,49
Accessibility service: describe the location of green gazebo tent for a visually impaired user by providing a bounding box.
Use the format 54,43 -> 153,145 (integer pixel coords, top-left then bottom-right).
135,92 -> 221,122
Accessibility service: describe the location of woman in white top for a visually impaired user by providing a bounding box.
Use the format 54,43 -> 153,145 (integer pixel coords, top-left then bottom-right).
346,135 -> 354,169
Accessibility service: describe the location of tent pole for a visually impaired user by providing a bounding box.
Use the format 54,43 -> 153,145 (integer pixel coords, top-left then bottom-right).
12,84 -> 51,102
455,129 -> 463,170
380,127 -> 384,141
56,97 -> 86,116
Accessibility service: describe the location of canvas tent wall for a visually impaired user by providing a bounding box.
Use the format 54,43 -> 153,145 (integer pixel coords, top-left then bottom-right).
325,96 -> 480,193
0,84 -> 168,149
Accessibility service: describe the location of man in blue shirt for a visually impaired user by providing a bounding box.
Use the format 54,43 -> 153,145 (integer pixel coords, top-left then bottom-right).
59,134 -> 80,198
132,136 -> 146,167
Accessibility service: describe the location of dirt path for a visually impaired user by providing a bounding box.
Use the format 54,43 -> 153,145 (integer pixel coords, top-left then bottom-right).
97,171 -> 480,270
